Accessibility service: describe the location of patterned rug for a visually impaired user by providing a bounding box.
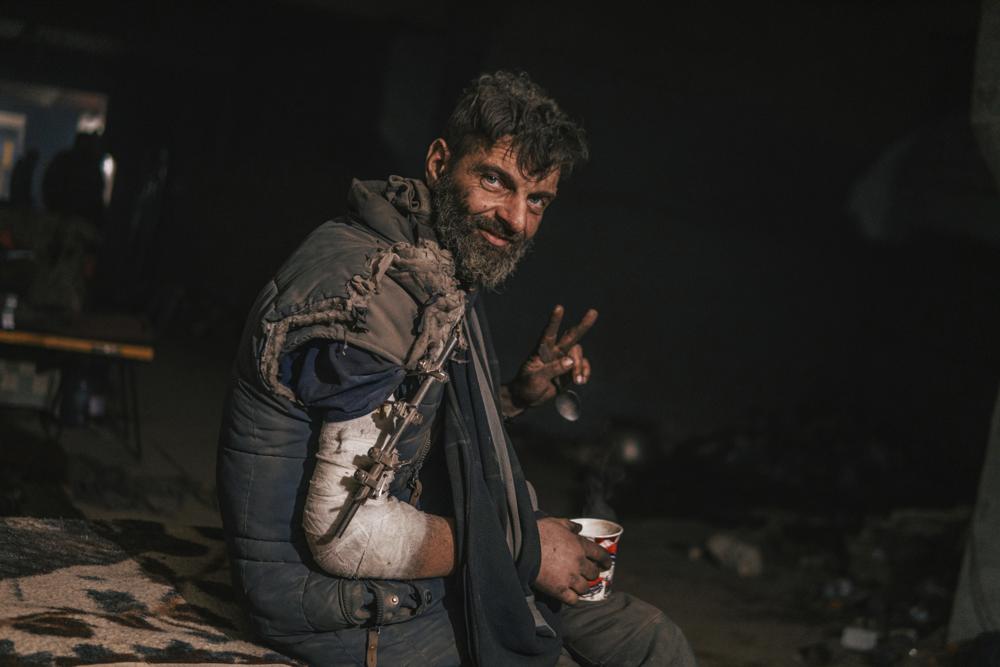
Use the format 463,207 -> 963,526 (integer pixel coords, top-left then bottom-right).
0,518 -> 299,665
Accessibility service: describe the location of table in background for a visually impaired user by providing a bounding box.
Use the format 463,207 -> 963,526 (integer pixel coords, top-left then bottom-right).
0,313 -> 155,459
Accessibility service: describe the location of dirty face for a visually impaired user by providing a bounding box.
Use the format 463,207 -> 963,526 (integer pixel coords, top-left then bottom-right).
426,136 -> 560,289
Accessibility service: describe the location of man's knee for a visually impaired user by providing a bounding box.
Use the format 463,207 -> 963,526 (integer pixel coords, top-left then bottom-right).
559,593 -> 696,667
631,608 -> 696,667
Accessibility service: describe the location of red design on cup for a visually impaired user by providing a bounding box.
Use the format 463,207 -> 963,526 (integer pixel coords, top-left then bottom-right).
571,518 -> 623,602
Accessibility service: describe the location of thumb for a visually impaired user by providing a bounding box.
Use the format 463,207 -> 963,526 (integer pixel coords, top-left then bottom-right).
540,356 -> 574,380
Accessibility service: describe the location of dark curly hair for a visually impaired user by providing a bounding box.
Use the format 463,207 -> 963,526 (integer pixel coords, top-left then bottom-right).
442,70 -> 589,181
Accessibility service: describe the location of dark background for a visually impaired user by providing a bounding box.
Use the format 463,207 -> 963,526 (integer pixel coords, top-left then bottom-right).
2,0 -> 997,512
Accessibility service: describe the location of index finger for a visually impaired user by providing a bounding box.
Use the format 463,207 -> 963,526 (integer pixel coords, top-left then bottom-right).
556,309 -> 599,351
540,304 -> 565,345
538,306 -> 565,363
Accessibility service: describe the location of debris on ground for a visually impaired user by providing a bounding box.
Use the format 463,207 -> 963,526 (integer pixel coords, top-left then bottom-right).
841,625 -> 879,652
704,532 -> 763,577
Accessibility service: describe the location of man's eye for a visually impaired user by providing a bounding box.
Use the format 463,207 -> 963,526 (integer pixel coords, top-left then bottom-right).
528,196 -> 547,210
482,173 -> 501,187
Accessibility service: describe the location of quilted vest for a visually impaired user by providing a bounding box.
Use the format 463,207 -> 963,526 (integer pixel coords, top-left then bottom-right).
216,177 -> 465,646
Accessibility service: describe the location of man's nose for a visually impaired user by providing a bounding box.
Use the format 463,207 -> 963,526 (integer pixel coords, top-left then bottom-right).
496,197 -> 528,236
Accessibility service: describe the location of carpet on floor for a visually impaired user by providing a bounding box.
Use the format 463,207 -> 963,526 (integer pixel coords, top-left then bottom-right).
0,517 -> 298,665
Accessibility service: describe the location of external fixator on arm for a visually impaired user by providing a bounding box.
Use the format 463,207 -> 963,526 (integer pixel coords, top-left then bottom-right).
328,323 -> 462,540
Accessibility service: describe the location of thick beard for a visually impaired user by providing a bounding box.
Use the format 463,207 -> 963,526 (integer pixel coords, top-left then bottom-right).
430,172 -> 533,290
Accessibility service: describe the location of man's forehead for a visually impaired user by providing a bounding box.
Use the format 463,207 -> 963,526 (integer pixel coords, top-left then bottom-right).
463,136 -> 561,187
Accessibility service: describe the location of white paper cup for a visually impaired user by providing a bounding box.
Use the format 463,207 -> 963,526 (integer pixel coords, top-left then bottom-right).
571,518 -> 623,602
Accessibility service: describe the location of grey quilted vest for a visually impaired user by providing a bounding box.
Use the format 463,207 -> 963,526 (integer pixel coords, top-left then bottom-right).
216,176 -> 465,650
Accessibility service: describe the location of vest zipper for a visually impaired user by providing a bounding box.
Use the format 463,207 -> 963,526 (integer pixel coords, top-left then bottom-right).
409,428 -> 434,472
406,428 -> 435,506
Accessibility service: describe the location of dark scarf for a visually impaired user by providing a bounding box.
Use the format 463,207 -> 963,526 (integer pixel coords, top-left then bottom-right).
441,296 -> 562,667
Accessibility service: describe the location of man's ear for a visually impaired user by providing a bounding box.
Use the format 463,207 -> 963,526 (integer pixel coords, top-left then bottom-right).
425,138 -> 450,187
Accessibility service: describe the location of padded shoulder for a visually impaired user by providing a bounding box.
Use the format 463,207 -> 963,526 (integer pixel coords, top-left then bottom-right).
253,221 -> 465,404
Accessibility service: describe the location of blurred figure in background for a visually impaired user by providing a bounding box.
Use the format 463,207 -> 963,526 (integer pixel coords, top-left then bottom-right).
9,148 -> 38,208
42,132 -> 105,228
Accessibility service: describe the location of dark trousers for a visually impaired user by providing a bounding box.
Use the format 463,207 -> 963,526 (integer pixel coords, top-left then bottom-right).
281,592 -> 695,666
557,593 -> 697,667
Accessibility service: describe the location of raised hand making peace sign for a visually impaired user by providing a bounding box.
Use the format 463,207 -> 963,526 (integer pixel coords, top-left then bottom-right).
500,305 -> 598,418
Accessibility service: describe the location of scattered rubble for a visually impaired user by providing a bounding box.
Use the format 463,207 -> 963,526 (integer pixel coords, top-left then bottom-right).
704,532 -> 763,577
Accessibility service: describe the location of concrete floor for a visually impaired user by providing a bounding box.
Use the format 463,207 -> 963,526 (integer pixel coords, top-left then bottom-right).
1,336 -> 955,666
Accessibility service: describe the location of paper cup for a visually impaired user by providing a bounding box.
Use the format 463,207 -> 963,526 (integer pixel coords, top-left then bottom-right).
571,518 -> 623,602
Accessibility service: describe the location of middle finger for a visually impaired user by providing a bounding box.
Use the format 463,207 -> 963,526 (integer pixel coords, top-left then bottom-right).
539,305 -> 565,346
582,539 -> 613,570
556,309 -> 598,352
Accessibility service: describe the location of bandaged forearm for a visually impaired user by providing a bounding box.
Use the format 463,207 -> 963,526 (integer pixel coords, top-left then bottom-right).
302,411 -> 434,579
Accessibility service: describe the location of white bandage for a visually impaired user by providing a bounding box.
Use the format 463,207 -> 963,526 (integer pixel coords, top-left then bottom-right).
302,410 -> 433,579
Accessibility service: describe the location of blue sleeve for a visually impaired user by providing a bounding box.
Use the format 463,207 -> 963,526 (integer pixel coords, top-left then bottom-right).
278,341 -> 405,422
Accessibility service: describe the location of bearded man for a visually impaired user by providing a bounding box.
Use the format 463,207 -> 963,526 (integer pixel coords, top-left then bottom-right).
217,71 -> 696,667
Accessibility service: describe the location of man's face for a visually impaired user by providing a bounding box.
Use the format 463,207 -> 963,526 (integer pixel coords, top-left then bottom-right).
429,137 -> 560,289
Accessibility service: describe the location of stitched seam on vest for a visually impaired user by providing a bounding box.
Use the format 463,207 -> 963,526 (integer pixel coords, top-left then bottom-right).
241,456 -> 255,535
234,535 -> 308,543
221,447 -> 307,460
299,571 -> 317,633
248,375 -> 259,446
